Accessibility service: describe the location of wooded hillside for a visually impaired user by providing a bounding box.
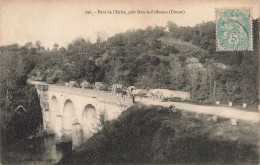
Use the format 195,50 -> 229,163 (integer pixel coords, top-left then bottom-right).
1,20 -> 259,105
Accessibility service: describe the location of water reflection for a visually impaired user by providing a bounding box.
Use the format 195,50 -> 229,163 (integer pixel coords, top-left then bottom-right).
2,120 -> 93,164
1,135 -> 72,165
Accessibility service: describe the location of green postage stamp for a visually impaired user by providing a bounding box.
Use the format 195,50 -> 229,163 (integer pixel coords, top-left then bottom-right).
216,8 -> 252,51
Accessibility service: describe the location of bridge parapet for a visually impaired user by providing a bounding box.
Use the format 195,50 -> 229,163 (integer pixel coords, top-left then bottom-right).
48,84 -> 133,106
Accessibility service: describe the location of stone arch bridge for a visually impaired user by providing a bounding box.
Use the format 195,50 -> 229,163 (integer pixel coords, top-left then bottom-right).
30,80 -> 260,150
33,82 -> 133,149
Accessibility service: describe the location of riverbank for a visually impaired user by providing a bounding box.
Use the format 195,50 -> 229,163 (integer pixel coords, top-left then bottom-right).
1,135 -> 72,165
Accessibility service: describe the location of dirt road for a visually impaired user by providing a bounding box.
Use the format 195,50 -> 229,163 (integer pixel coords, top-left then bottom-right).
138,97 -> 260,123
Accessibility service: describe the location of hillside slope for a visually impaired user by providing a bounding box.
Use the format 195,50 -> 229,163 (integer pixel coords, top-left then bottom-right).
26,20 -> 259,104
57,105 -> 259,164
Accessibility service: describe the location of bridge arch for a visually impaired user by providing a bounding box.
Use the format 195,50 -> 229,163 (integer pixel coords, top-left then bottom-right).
62,99 -> 77,141
81,104 -> 99,140
50,96 -> 59,132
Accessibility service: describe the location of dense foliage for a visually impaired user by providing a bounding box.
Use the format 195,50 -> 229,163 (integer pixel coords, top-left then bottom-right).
0,47 -> 42,147
27,19 -> 259,104
58,105 -> 259,164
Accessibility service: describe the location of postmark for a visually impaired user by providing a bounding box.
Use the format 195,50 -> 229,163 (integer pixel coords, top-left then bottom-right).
216,8 -> 252,51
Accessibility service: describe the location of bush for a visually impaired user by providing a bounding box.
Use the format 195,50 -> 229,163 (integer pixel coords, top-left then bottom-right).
162,97 -> 182,102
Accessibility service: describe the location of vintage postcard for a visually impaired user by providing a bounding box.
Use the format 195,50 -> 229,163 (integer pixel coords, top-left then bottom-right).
0,0 -> 259,164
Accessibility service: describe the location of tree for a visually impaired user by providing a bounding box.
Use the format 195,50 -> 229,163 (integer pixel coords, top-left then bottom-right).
24,42 -> 34,49
167,21 -> 180,38
0,49 -> 43,145
167,21 -> 178,33
53,43 -> 59,50
59,46 -> 67,59
105,58 -> 123,84
168,57 -> 184,90
35,41 -> 42,50
96,31 -> 107,49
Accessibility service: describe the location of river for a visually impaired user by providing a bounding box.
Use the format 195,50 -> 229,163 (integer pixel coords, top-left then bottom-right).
1,135 -> 72,165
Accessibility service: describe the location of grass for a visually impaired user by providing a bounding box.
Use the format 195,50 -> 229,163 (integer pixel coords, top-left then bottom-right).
181,111 -> 259,144
158,37 -> 208,54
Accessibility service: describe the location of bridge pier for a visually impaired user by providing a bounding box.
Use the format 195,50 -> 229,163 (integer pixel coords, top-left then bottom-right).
54,115 -> 63,144
72,122 -> 84,150
36,84 -> 53,133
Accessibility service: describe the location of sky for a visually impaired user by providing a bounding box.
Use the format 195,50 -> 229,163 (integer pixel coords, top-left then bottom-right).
0,0 -> 259,48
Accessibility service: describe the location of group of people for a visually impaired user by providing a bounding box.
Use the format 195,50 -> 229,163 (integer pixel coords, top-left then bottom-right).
65,81 -> 183,106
